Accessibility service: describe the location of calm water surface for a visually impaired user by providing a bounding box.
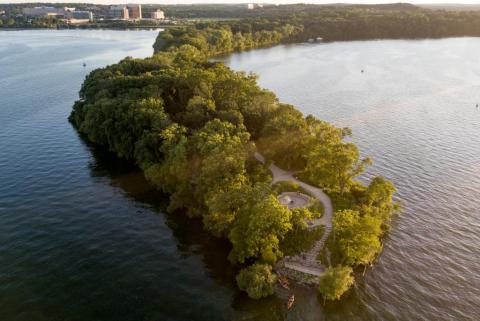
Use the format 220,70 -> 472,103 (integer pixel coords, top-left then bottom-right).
1,31 -> 479,321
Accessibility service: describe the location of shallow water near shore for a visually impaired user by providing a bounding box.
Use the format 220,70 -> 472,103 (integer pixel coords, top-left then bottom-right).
1,30 -> 479,321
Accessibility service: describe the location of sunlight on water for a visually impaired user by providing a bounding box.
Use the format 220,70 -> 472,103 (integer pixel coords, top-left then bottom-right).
223,38 -> 480,321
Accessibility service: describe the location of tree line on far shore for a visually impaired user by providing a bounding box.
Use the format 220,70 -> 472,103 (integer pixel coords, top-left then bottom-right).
5,2 -> 480,45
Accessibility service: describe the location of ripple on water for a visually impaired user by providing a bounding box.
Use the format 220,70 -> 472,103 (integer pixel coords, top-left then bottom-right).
223,38 -> 480,321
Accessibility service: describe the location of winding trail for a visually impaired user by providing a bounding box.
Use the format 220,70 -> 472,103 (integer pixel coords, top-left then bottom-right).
254,153 -> 333,279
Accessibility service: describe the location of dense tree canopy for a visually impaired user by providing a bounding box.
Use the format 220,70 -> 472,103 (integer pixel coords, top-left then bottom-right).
153,21 -> 302,57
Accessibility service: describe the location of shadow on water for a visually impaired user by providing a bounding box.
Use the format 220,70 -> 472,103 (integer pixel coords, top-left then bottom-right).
80,138 -> 371,321
85,139 -> 238,282
80,139 -> 300,321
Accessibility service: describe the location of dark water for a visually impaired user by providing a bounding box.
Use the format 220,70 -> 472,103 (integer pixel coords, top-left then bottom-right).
0,30 -> 242,321
1,31 -> 479,321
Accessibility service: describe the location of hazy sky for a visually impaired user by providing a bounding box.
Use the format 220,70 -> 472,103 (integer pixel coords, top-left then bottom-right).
1,0 -> 479,5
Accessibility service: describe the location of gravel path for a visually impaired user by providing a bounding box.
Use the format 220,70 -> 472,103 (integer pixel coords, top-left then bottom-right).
255,152 -> 333,275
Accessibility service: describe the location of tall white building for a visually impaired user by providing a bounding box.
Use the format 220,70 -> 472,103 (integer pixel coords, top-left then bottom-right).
151,10 -> 165,20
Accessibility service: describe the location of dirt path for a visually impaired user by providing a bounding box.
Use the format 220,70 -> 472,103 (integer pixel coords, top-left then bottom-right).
255,152 -> 333,275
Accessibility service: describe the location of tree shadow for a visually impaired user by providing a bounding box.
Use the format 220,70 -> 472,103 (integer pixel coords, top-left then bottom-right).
78,138 -> 367,321
84,139 -> 238,286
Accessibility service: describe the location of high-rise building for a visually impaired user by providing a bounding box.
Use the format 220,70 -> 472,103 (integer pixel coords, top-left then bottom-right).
151,10 -> 164,20
126,4 -> 142,19
109,5 -> 129,20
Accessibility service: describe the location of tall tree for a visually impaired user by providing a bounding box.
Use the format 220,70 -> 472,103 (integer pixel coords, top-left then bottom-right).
318,265 -> 354,302
364,176 -> 396,207
228,184 -> 292,264
236,263 -> 277,299
305,142 -> 371,195
333,209 -> 382,266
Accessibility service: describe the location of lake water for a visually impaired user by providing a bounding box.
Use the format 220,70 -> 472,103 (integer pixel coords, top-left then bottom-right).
223,38 -> 480,320
0,30 -> 479,321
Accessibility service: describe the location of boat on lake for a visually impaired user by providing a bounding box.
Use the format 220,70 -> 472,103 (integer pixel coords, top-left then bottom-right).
287,295 -> 295,310
278,275 -> 290,289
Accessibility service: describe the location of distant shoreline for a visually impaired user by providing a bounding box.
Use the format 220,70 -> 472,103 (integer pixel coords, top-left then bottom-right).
0,25 -> 181,31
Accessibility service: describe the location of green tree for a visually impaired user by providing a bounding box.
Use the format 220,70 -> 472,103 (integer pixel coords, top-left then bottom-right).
173,44 -> 207,65
364,176 -> 396,207
318,265 -> 354,302
203,183 -> 247,237
228,184 -> 292,264
180,95 -> 216,129
333,209 -> 382,267
259,104 -> 309,170
291,207 -> 315,230
305,142 -> 371,195
236,263 -> 276,299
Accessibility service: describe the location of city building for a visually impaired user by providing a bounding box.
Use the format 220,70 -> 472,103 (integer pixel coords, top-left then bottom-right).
22,7 -> 64,18
126,4 -> 142,19
63,7 -> 74,18
21,6 -> 93,22
150,10 -> 165,20
109,5 -> 129,20
72,11 -> 93,21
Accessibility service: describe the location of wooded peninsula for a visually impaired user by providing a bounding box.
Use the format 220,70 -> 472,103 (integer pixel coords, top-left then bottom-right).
69,6 -> 417,301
